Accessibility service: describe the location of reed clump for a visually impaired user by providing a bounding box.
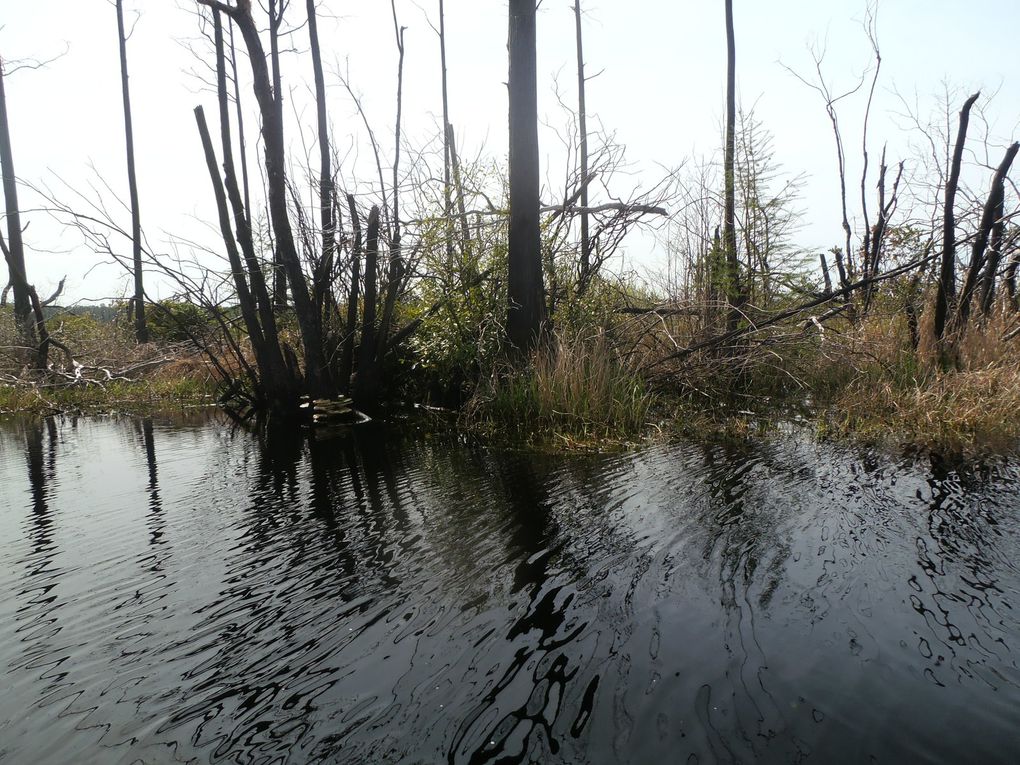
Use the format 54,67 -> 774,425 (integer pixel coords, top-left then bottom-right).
465,329 -> 653,446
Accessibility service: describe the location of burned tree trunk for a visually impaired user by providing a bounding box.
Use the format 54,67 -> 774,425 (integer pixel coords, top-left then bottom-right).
268,0 -> 288,309
574,0 -> 591,292
438,0 -> 454,264
722,0 -> 744,332
338,194 -> 362,394
198,0 -> 332,398
338,196 -> 362,390
213,10 -> 281,356
957,140 -> 1019,328
353,206 -> 381,408
980,196 -> 1008,315
0,58 -> 33,340
506,0 -> 545,351
115,0 -> 148,343
307,0 -> 335,318
933,92 -> 979,343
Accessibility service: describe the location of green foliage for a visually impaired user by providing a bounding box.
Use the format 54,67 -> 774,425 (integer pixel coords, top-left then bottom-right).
397,202 -> 510,406
145,299 -> 214,344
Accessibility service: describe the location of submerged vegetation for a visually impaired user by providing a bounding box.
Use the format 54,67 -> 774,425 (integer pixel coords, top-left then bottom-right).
1,1 -> 1019,457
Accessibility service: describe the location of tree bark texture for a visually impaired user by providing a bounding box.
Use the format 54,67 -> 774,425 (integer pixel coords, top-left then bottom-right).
507,0 -> 545,351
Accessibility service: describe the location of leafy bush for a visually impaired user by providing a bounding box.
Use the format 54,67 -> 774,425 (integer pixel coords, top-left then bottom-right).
145,299 -> 214,344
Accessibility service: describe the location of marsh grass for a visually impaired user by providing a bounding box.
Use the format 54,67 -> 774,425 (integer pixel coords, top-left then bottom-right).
818,304 -> 1020,454
466,330 -> 653,446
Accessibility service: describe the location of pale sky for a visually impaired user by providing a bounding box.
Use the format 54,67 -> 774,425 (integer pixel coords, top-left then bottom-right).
2,0 -> 1018,303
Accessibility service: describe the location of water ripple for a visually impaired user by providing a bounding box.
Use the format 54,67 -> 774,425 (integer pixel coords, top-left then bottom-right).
0,416 -> 1019,763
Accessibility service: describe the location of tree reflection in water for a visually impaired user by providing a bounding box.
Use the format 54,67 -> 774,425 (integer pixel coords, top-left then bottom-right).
0,417 -> 1018,764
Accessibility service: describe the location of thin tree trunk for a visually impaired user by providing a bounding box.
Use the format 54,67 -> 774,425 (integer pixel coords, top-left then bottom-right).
307,0 -> 334,318
980,195 -> 1007,315
228,22 -> 251,226
439,0 -> 454,265
215,12 -> 277,342
116,0 -> 148,342
212,11 -> 290,398
268,0 -> 288,309
194,106 -> 271,386
573,0 -> 591,292
338,193 -> 362,393
446,122 -> 472,254
933,91 -> 979,343
819,252 -> 832,295
0,58 -> 33,341
722,0 -> 743,333
956,140 -> 1019,329
200,0 -> 331,397
507,0 -> 545,351
378,5 -> 406,358
353,206 -> 380,407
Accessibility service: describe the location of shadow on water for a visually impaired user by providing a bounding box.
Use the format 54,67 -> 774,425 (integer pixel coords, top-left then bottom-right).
0,415 -> 1019,763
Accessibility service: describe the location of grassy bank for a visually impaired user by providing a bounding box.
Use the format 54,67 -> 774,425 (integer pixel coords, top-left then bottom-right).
1,309 -> 219,416
0,374 -> 218,416
5,296 -> 1020,457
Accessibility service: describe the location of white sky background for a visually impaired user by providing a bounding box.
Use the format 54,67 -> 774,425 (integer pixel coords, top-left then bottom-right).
1,0 -> 1019,304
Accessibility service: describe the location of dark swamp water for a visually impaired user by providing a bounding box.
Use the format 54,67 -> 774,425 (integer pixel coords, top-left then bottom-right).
1,415 -> 1019,764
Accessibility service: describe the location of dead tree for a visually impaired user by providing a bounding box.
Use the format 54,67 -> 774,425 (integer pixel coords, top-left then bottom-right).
573,0 -> 592,291
227,23 -> 251,224
978,181 -> 1012,315
722,0 -> 744,332
956,140 -> 1019,328
353,206 -> 381,406
213,10 -> 283,367
188,9 -> 296,411
378,1 -> 406,364
0,58 -> 33,340
337,193 -> 362,394
115,0 -> 148,342
306,0 -> 335,320
197,0 -> 332,397
438,0 -> 454,264
932,91 -> 979,343
268,0 -> 288,308
507,0 -> 545,351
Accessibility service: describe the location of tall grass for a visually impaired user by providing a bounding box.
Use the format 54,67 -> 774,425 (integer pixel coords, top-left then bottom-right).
466,329 -> 652,444
820,302 -> 1020,453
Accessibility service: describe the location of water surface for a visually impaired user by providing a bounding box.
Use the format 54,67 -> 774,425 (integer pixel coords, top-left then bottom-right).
1,414 -> 1018,763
